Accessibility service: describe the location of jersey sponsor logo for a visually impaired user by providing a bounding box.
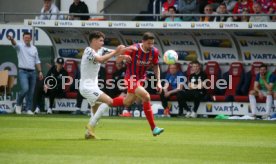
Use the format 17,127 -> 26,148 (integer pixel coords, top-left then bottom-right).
137,60 -> 151,66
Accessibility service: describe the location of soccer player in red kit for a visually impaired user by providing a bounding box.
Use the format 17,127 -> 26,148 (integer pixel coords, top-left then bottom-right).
112,32 -> 164,136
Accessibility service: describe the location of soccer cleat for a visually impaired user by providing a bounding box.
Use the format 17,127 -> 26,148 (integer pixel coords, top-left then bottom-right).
15,105 -> 22,115
190,112 -> 197,118
85,124 -> 97,140
26,110 -> 34,115
47,108 -> 53,114
152,127 -> 164,136
185,112 -> 191,118
163,107 -> 170,117
34,107 -> 40,114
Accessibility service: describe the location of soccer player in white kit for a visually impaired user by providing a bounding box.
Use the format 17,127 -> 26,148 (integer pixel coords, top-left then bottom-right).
80,31 -> 133,139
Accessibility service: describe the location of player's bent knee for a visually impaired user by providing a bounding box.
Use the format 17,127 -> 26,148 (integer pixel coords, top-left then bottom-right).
249,90 -> 255,95
141,94 -> 151,102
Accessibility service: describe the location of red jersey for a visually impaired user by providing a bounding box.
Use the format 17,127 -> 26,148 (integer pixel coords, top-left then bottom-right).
125,43 -> 159,80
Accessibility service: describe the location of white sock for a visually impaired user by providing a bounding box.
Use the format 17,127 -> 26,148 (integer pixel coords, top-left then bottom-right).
249,95 -> 257,115
265,95 -> 273,115
89,103 -> 109,127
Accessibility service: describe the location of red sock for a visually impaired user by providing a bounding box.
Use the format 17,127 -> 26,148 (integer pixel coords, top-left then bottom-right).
112,96 -> 124,107
143,102 -> 156,130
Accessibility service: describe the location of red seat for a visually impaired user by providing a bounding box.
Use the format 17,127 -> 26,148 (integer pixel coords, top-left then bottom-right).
63,60 -> 79,98
214,62 -> 244,102
204,61 -> 221,95
105,61 -> 117,80
235,62 -> 264,102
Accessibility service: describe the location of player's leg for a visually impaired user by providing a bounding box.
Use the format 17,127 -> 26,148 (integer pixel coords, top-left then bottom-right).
274,92 -> 276,110
135,86 -> 164,136
249,90 -> 258,116
264,91 -> 273,117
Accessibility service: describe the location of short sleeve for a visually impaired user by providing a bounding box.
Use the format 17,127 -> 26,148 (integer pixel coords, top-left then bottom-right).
85,47 -> 97,63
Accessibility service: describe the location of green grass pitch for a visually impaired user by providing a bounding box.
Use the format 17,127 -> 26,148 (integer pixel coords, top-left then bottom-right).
0,115 -> 276,164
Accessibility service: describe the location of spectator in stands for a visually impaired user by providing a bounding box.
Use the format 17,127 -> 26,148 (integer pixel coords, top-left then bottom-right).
233,0 -> 253,21
178,0 -> 199,21
218,0 -> 237,13
38,0 -> 59,20
177,61 -> 207,118
69,0 -> 90,20
200,4 -> 216,21
160,64 -> 184,117
249,2 -> 271,22
7,33 -> 43,115
249,64 -> 276,119
257,0 -> 276,14
214,2 -> 233,22
165,6 -> 183,21
44,57 -> 68,114
162,0 -> 179,19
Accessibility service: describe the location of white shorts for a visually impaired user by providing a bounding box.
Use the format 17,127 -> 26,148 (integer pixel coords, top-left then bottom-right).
80,87 -> 103,107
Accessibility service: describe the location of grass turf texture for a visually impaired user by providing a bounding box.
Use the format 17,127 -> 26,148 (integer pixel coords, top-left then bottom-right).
0,115 -> 276,164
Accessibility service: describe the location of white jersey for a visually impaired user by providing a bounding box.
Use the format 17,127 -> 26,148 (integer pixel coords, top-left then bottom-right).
79,46 -> 112,90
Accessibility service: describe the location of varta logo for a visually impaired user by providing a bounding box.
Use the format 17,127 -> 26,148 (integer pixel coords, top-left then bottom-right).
206,104 -> 212,112
224,23 -> 239,28
57,102 -> 76,107
211,53 -> 236,59
247,41 -> 273,46
0,104 -> 10,110
252,53 -> 276,60
61,39 -> 85,44
140,23 -> 154,27
113,22 -> 127,27
59,21 -> 73,26
171,41 -> 194,45
167,23 -> 182,27
253,24 -> 268,28
214,106 -> 239,112
204,52 -> 211,60
195,23 -> 210,28
244,52 -> 251,60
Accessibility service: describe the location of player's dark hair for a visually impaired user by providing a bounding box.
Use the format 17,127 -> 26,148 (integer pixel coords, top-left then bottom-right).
142,32 -> 155,41
23,32 -> 32,37
190,60 -> 201,65
260,63 -> 267,69
89,31 -> 105,42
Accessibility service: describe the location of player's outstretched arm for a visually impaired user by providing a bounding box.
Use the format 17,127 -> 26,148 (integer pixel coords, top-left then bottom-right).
95,45 -> 136,63
6,35 -> 17,46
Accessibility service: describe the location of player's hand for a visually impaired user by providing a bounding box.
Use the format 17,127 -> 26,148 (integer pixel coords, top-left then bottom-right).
164,91 -> 170,98
44,85 -> 48,93
156,81 -> 162,94
123,55 -> 132,64
6,35 -> 13,41
258,92 -> 264,99
38,72 -> 43,81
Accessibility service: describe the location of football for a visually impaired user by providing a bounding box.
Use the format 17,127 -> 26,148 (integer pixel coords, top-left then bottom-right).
163,50 -> 178,64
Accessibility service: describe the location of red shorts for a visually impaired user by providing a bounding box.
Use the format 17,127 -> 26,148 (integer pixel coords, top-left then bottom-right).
124,78 -> 145,93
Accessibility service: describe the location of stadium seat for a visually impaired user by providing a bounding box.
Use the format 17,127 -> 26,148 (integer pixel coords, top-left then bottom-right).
63,60 -> 79,98
213,62 -> 244,102
235,62 -> 264,102
204,61 -> 221,96
105,61 -> 117,80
